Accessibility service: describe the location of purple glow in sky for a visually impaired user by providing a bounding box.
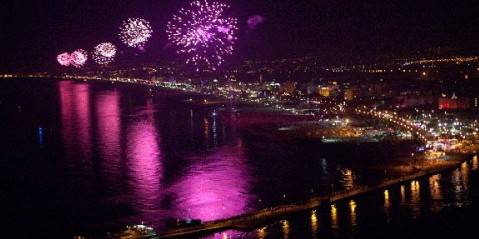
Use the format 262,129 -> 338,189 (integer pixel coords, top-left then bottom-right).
166,0 -> 238,71
247,15 -> 266,30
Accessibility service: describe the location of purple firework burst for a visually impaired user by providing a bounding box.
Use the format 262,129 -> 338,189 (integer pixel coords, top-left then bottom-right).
167,0 -> 238,70
119,18 -> 153,49
57,52 -> 71,66
93,42 -> 117,65
70,49 -> 88,68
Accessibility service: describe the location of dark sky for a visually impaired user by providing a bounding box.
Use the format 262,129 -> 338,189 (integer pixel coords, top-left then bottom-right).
1,0 -> 479,71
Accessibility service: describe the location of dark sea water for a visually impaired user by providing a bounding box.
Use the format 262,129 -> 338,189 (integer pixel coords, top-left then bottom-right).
1,78 -> 478,239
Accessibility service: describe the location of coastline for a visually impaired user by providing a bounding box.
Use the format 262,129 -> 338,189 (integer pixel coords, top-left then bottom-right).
4,76 -> 475,238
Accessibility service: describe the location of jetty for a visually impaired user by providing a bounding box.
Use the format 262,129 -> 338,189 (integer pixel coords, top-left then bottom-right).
158,156 -> 471,238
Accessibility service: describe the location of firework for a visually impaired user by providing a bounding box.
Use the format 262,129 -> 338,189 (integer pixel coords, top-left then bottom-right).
57,52 -> 71,66
167,0 -> 238,70
119,18 -> 153,48
70,49 -> 88,68
93,42 -> 117,65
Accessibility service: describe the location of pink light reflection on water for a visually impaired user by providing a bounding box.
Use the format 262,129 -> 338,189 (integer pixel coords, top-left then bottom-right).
59,81 -> 74,155
73,83 -> 92,159
168,139 -> 255,222
126,100 -> 163,216
199,229 -> 247,239
58,81 -> 92,163
96,91 -> 121,184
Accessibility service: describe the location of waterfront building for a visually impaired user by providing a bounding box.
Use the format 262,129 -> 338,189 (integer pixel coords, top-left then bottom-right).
438,93 -> 471,110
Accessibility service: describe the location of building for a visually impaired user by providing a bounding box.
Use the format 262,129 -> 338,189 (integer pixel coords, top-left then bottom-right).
318,86 -> 332,97
344,87 -> 359,101
438,93 -> 470,110
280,81 -> 296,95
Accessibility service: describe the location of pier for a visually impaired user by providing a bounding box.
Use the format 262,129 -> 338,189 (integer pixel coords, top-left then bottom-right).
158,155 -> 470,238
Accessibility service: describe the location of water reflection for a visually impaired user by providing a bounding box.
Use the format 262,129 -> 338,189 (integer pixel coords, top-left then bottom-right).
199,157 -> 479,239
472,155 -> 478,171
59,81 -> 93,171
321,158 -> 328,175
96,91 -> 121,186
190,109 -> 194,133
384,189 -> 391,219
200,230 -> 244,239
126,100 -> 162,215
281,220 -> 290,239
310,210 -> 318,238
74,84 -> 92,159
257,227 -> 267,239
212,113 -> 218,147
428,174 -> 443,212
400,185 -> 406,205
203,117 -> 210,147
460,162 -> 470,192
451,169 -> 462,204
58,81 -> 256,231
451,162 -> 471,207
48,80 -> 479,238
349,200 -> 357,227
59,81 -> 74,158
221,232 -> 230,239
168,139 -> 254,221
410,180 -> 421,217
331,204 -> 338,229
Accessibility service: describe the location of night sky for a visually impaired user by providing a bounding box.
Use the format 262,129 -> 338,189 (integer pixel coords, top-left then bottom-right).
1,0 -> 479,71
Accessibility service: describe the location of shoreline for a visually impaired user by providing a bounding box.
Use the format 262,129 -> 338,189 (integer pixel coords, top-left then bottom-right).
157,153 -> 473,238
4,76 -> 475,238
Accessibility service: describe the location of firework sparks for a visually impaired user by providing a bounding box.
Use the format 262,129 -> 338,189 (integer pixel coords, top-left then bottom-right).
93,42 -> 117,65
57,52 -> 71,66
167,0 -> 238,70
119,18 -> 153,48
70,49 -> 88,68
